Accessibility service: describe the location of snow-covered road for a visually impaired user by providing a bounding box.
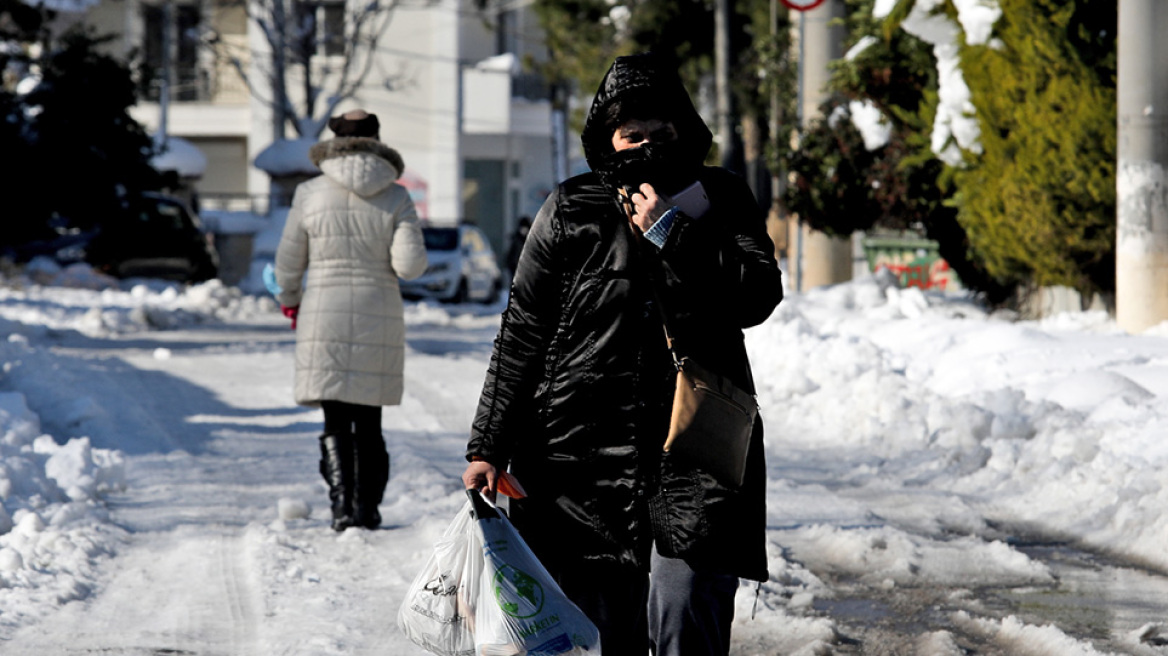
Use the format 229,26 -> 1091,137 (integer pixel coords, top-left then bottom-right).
0,302 -> 499,655
3,273 -> 1168,655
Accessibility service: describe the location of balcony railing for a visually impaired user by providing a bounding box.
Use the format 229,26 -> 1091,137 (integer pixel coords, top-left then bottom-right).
197,192 -> 294,216
139,63 -> 249,105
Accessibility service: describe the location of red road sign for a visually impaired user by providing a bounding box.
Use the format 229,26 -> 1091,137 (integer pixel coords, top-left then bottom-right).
780,0 -> 827,10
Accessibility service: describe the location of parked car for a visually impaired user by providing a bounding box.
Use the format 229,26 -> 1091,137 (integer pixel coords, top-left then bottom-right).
2,193 -> 219,283
90,192 -> 219,282
401,223 -> 503,303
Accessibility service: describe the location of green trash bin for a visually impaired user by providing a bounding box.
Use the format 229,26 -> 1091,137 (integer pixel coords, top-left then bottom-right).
860,233 -> 962,291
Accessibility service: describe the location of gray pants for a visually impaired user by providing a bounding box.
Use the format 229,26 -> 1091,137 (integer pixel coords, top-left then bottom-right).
648,546 -> 740,656
550,546 -> 739,656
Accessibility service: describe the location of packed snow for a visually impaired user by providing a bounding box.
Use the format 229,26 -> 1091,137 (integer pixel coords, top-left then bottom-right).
872,0 -> 999,165
846,99 -> 893,151
254,138 -> 321,176
151,136 -> 209,178
1,257 -> 1167,654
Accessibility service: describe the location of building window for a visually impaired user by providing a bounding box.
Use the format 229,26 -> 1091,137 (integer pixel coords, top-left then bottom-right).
495,9 -> 518,56
295,1 -> 346,60
141,3 -> 204,101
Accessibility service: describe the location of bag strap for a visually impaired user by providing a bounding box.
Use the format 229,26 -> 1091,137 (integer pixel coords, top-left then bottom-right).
619,189 -> 684,370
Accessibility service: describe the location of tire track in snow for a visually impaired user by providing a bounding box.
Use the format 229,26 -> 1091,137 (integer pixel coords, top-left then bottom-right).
1,530 -> 264,655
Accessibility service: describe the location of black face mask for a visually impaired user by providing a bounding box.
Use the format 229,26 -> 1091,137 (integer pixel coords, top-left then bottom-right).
597,140 -> 701,197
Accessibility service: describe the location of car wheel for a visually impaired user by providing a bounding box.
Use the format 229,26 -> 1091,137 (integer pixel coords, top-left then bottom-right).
489,277 -> 503,303
191,260 -> 218,283
450,277 -> 469,304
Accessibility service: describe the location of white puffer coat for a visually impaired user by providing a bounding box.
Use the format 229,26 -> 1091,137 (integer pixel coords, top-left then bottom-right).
274,137 -> 428,407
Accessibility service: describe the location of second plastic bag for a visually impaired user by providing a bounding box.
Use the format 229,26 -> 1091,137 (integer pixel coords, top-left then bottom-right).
466,490 -> 601,656
400,490 -> 601,656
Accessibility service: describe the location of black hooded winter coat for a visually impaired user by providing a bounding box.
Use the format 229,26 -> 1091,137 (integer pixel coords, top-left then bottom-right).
466,53 -> 782,582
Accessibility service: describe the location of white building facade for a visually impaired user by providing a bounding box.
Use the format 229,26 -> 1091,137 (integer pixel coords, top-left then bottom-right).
80,0 -> 557,260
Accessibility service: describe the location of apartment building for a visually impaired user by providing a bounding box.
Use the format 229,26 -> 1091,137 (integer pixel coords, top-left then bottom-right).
78,0 -> 559,260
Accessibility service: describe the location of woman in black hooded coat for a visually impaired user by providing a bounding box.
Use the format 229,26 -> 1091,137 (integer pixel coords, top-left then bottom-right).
463,53 -> 783,656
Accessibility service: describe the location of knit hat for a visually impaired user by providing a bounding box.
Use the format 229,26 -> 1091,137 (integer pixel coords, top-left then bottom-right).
328,109 -> 380,139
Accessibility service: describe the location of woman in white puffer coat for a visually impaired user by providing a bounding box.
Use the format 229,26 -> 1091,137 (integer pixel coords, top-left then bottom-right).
274,110 -> 427,531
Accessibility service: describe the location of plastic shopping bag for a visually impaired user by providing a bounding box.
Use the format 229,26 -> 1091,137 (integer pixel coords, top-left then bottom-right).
466,490 -> 601,656
261,262 -> 282,296
398,499 -> 482,656
400,490 -> 601,656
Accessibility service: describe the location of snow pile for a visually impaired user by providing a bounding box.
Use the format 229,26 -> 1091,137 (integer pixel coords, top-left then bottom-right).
748,272 -> 1168,577
0,385 -> 126,636
19,259 -> 120,290
474,52 -> 520,74
0,269 -> 278,337
151,136 -> 208,178
953,612 -> 1113,656
0,351 -> 128,505
253,138 -> 320,176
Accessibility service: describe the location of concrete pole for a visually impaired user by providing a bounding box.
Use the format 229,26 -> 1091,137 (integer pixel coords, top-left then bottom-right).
155,0 -> 173,152
1117,0 -> 1168,332
790,0 -> 852,292
714,0 -> 742,172
767,0 -> 789,263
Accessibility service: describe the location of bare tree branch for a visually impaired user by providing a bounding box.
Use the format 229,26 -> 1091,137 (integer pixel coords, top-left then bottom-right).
200,0 -> 419,140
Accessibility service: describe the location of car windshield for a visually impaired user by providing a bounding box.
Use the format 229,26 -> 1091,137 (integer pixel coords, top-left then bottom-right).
120,196 -> 193,232
423,227 -> 459,251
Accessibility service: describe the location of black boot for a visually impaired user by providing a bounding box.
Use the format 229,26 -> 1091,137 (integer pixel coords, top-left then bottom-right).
353,433 -> 390,529
319,432 -> 357,531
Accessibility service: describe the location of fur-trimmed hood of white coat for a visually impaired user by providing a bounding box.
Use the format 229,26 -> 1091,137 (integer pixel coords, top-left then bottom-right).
309,137 -> 406,197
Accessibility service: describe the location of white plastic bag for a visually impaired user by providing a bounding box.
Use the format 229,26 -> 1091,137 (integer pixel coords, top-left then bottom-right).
466,491 -> 601,656
398,499 -> 482,656
400,491 -> 602,656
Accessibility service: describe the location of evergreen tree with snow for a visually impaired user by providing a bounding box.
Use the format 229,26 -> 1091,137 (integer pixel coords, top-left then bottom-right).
783,0 -> 1011,302
955,0 -> 1116,297
783,0 -> 1116,305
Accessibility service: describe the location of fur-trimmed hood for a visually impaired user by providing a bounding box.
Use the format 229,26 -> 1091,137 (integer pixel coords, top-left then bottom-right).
309,137 -> 406,197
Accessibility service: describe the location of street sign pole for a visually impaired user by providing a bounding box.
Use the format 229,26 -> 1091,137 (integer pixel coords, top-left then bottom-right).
780,0 -> 824,292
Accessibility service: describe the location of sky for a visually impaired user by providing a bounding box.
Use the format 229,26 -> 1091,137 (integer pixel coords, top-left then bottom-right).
2,244 -> 1168,655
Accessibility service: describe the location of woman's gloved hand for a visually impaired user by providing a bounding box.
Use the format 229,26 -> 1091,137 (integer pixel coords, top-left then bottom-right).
281,305 -> 299,329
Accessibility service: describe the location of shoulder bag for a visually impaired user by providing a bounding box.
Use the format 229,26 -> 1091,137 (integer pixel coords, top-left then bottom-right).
622,190 -> 758,488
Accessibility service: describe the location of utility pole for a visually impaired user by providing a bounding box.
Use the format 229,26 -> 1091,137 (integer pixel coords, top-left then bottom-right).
714,0 -> 729,167
1117,0 -> 1168,333
155,0 -> 174,152
767,0 -> 789,262
795,7 -> 805,291
714,0 -> 742,173
790,0 -> 850,292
